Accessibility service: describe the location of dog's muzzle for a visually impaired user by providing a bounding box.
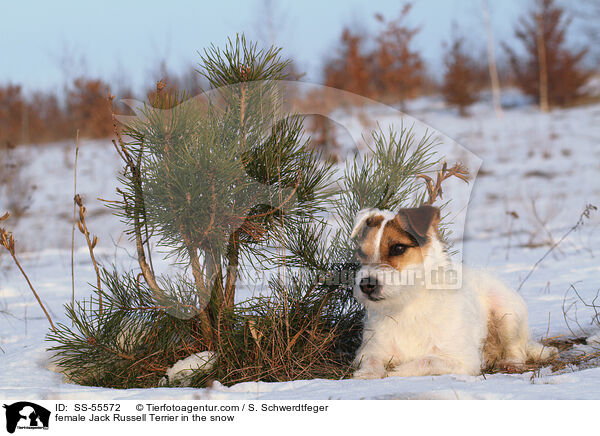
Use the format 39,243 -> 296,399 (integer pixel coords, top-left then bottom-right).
359,276 -> 382,301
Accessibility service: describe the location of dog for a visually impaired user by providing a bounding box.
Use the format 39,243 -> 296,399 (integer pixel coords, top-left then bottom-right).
351,205 -> 557,379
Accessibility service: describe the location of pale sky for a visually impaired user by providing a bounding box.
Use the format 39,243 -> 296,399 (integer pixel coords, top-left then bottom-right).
0,0 -> 571,95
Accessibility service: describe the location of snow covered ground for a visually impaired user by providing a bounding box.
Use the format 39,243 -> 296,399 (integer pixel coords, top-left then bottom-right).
1,93 -> 600,400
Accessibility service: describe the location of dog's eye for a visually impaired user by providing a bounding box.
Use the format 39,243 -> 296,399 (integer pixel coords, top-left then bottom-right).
356,247 -> 367,259
389,244 -> 408,256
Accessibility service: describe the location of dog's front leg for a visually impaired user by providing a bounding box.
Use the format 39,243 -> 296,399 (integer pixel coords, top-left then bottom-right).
387,356 -> 472,377
353,355 -> 388,379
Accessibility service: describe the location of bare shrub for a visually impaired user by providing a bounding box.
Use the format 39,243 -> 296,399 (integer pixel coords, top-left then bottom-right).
517,204 -> 597,291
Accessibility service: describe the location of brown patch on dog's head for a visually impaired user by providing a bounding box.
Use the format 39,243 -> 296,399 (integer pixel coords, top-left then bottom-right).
356,205 -> 441,270
352,212 -> 385,262
364,215 -> 384,230
352,206 -> 440,269
378,217 -> 425,270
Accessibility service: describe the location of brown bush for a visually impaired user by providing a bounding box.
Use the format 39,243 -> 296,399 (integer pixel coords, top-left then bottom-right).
1,79 -> 114,146
0,85 -> 25,146
66,78 -> 113,139
305,114 -> 342,162
372,5 -> 424,104
503,0 -> 591,108
0,85 -> 67,146
0,73 -> 195,146
323,4 -> 424,106
27,91 -> 69,143
441,34 -> 486,116
324,28 -> 373,98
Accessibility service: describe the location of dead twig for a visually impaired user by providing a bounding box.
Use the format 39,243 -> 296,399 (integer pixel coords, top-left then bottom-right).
71,130 -> 80,317
517,204 -> 597,292
562,284 -> 600,338
74,195 -> 103,313
505,209 -> 519,260
417,161 -> 469,205
0,212 -> 56,331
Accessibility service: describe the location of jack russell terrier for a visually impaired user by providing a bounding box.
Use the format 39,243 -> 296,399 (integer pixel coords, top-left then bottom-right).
351,205 -> 557,379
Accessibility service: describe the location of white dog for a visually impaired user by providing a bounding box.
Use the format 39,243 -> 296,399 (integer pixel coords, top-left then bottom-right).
351,205 -> 557,379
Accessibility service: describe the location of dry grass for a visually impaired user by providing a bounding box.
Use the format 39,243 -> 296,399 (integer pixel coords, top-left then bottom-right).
0,212 -> 56,331
481,336 -> 598,377
74,194 -> 103,312
543,336 -> 600,372
202,291 -> 362,386
517,204 -> 597,291
483,284 -> 600,377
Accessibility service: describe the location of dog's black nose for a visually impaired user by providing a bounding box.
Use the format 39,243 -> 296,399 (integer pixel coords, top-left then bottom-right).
359,276 -> 379,295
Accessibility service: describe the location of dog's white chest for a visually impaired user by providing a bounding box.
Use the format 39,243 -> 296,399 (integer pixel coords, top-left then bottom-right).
363,296 -> 454,363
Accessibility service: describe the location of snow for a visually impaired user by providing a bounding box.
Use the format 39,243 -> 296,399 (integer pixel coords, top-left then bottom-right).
1,93 -> 600,400
588,332 -> 600,345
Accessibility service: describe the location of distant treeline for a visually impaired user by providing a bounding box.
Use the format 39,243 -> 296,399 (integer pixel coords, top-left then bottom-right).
324,1 -> 594,113
0,0 -> 596,147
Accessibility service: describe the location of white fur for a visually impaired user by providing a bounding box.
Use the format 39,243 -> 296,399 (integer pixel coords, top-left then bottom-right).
352,208 -> 557,379
350,208 -> 396,242
159,351 -> 216,387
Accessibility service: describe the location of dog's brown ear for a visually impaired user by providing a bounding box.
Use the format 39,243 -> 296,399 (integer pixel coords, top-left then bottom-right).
397,205 -> 440,239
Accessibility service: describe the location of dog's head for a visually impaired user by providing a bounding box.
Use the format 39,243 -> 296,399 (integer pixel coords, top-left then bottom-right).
350,205 -> 441,304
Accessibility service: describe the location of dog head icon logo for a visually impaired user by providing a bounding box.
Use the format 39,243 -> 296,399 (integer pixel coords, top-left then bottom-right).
3,402 -> 50,434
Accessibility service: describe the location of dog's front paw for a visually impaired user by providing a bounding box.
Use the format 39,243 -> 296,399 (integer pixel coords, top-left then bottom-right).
387,356 -> 469,377
353,370 -> 384,380
352,355 -> 387,379
387,365 -> 418,377
353,366 -> 386,380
